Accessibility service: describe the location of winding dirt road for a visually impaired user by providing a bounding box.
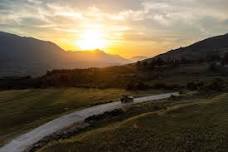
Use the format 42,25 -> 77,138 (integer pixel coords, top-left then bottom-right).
0,92 -> 179,152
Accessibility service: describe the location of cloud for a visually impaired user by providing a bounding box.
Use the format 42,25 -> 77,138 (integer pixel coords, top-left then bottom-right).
0,0 -> 228,56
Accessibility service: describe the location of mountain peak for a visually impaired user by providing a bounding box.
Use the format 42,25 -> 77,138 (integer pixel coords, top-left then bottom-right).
0,31 -> 131,76
93,49 -> 106,54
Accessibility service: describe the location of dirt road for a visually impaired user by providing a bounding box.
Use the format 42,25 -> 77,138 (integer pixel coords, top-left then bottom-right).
0,92 -> 179,152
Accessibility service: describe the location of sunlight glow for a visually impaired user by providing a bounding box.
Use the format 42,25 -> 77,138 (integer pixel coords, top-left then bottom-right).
76,29 -> 107,50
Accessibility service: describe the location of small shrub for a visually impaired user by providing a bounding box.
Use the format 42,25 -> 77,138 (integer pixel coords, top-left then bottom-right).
126,81 -> 150,90
187,81 -> 204,91
206,78 -> 225,91
153,83 -> 182,90
85,109 -> 125,123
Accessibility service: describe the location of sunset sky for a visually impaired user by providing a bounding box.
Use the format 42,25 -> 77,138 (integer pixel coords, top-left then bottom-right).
1,0 -> 228,58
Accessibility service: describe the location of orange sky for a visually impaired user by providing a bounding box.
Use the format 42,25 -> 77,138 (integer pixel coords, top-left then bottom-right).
1,0 -> 228,58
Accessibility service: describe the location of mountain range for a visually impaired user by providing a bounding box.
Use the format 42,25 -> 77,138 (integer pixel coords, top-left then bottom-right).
0,32 -> 130,77
1,31 -> 228,77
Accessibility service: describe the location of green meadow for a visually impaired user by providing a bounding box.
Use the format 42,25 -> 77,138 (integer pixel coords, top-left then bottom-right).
0,88 -> 132,146
40,93 -> 228,152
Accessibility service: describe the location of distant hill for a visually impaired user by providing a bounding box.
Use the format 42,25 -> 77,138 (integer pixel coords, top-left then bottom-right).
145,33 -> 228,63
2,32 -> 228,90
0,32 -> 130,77
130,56 -> 147,62
66,50 -> 129,67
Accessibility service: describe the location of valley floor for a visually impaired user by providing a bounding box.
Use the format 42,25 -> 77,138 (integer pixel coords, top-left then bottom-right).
0,88 -> 131,146
39,92 -> 228,152
0,88 -> 161,147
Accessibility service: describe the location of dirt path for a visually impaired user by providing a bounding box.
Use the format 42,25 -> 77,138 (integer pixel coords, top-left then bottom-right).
0,92 -> 179,152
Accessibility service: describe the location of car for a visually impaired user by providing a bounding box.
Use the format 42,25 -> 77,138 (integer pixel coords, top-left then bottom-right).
120,95 -> 134,103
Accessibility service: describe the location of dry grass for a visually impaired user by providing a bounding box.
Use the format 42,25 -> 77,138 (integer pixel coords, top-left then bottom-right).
40,93 -> 228,152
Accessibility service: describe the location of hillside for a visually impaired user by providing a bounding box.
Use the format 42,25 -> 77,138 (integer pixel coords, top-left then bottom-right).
39,93 -> 228,152
1,33 -> 228,90
36,33 -> 228,89
145,33 -> 228,62
130,56 -> 147,62
0,32 -> 130,77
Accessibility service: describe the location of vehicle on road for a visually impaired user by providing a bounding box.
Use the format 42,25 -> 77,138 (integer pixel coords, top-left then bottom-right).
121,95 -> 134,103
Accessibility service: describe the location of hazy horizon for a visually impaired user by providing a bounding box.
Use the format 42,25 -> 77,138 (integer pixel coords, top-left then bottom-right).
1,0 -> 228,58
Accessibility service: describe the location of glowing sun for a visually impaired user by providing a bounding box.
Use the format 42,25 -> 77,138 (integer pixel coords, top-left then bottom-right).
76,29 -> 107,50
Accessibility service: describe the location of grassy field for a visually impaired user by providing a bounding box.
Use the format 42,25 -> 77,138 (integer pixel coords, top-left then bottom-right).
40,93 -> 228,152
0,88 -> 138,146
146,63 -> 228,86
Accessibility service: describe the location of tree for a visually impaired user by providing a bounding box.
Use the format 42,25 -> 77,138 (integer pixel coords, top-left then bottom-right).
154,57 -> 165,66
222,52 -> 228,65
142,61 -> 148,68
207,53 -> 221,62
180,57 -> 190,64
136,61 -> 142,70
209,63 -> 218,72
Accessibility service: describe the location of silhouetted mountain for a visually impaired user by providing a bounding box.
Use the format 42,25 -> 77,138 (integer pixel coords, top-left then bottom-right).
130,56 -> 147,62
0,32 -> 130,76
2,33 -> 228,89
145,33 -> 228,63
67,50 -> 129,66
